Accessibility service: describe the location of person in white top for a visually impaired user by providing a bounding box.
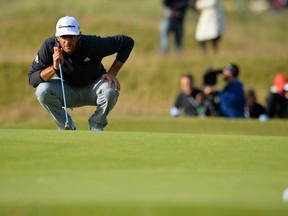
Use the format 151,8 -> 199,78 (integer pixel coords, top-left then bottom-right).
194,0 -> 225,54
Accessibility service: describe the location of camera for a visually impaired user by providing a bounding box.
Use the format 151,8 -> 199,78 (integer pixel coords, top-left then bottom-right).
202,67 -> 222,86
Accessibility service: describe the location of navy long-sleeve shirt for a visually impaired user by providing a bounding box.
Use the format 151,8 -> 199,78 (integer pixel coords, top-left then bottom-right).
218,80 -> 246,118
28,34 -> 134,87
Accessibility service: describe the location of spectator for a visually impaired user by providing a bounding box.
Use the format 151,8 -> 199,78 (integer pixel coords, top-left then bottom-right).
194,0 -> 225,54
170,73 -> 203,117
204,64 -> 246,118
265,73 -> 288,118
244,88 -> 266,118
268,0 -> 288,10
159,0 -> 191,53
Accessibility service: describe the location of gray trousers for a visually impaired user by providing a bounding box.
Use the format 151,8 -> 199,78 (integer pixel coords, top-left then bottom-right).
35,77 -> 119,130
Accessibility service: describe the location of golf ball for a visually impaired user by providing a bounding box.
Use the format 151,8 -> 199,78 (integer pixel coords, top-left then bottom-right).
283,188 -> 288,202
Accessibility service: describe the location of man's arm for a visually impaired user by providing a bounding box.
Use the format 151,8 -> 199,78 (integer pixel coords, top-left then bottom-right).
99,35 -> 134,92
107,59 -> 123,77
28,37 -> 56,88
40,66 -> 57,81
39,45 -> 63,81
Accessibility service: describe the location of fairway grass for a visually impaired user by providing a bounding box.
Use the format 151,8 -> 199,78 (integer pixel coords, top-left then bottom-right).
0,129 -> 288,216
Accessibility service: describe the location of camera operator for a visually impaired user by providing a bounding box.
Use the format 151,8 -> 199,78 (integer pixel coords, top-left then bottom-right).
203,64 -> 246,118
200,66 -> 222,116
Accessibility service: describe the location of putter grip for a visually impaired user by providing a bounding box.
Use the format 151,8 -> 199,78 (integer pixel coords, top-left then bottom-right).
55,42 -> 62,65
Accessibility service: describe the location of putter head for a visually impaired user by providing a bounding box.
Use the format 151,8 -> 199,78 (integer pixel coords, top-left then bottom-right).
64,123 -> 70,130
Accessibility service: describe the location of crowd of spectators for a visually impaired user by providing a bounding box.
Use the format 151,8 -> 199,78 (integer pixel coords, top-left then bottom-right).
170,65 -> 288,120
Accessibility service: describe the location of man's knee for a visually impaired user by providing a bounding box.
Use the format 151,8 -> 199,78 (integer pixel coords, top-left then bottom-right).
104,87 -> 119,100
102,87 -> 119,112
35,83 -> 52,103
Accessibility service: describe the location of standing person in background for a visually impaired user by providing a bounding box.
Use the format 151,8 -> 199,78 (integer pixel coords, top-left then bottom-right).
159,0 -> 191,53
170,73 -> 203,117
193,0 -> 225,54
265,73 -> 288,118
204,64 -> 246,118
28,16 -> 134,131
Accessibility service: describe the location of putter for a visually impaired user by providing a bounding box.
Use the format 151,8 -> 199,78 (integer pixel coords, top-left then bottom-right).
56,42 -> 70,130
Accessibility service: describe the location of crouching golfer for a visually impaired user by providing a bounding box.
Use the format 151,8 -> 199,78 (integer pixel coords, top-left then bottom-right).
28,16 -> 134,130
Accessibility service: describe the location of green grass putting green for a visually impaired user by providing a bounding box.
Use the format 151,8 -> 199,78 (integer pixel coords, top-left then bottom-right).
0,124 -> 288,216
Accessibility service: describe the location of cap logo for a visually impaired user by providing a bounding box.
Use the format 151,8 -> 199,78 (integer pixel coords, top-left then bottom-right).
58,25 -> 76,29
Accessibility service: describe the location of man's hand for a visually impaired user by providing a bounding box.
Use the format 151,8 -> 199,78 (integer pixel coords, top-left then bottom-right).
40,46 -> 63,81
204,86 -> 215,95
53,46 -> 63,70
101,73 -> 120,92
101,59 -> 124,92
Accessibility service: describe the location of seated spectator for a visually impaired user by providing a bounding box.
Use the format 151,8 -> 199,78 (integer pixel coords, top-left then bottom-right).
170,73 -> 203,117
266,73 -> 288,118
204,63 -> 246,118
244,88 -> 266,118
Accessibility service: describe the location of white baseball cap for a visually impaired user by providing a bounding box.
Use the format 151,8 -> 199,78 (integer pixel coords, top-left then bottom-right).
55,16 -> 80,37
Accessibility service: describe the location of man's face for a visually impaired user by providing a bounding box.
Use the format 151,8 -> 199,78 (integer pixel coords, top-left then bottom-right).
222,69 -> 234,82
180,77 -> 193,95
57,35 -> 80,54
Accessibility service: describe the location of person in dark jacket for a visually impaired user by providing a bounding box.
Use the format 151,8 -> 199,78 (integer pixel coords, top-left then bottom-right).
28,16 -> 134,130
170,73 -> 203,117
204,64 -> 246,118
244,88 -> 266,118
159,0 -> 191,53
265,73 -> 288,118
